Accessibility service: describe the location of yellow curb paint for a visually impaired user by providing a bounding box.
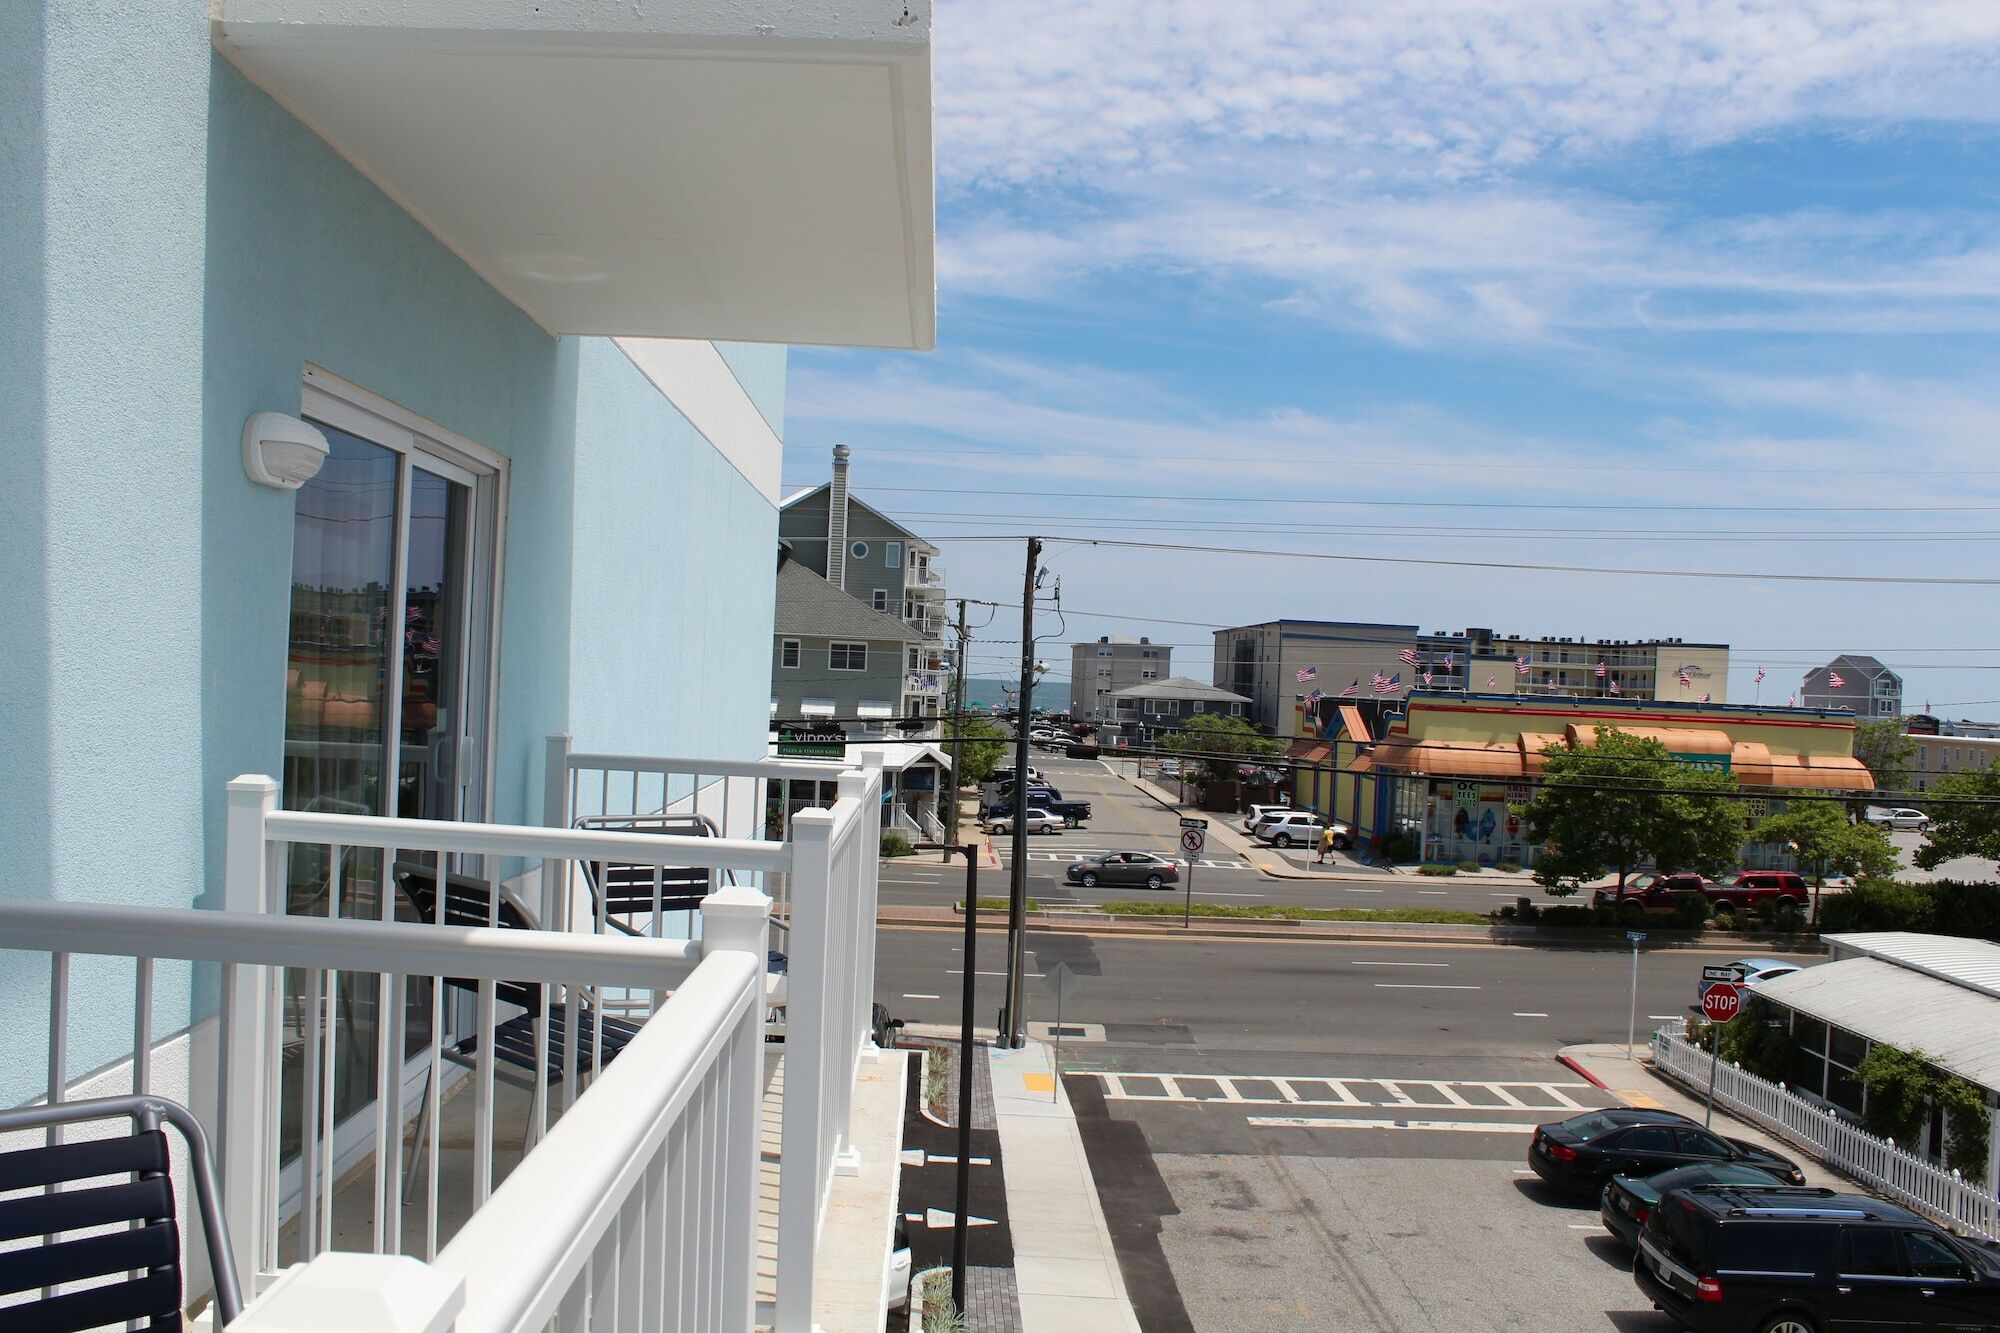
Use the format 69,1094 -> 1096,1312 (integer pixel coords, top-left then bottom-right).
1023,1073 -> 1055,1094
1613,1089 -> 1663,1108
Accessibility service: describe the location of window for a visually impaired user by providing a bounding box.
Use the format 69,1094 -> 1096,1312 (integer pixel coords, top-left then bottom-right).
850,540 -> 869,560
872,588 -> 889,612
1730,1224 -> 1833,1274
1839,1228 -> 1903,1277
1142,669 -> 1159,680
1674,1128 -> 1733,1157
908,647 -> 920,670
1619,1126 -> 1676,1152
1902,1231 -> 1969,1280
884,541 -> 902,569
1098,646 -> 1114,657
829,642 -> 867,671
780,639 -> 801,669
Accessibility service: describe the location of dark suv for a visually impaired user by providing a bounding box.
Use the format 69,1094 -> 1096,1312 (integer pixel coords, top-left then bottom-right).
1635,1184 -> 2000,1332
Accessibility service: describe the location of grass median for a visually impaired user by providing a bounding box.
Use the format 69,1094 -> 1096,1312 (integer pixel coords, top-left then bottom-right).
956,898 -> 1488,925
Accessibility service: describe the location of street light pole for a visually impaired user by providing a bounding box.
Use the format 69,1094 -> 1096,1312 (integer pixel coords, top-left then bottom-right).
944,598 -> 971,858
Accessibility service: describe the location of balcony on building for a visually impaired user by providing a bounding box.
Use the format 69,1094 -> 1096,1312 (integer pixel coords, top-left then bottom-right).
212,0 -> 936,348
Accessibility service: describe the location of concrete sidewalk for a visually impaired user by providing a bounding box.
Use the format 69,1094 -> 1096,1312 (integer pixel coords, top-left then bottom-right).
987,1041 -> 1141,1332
1559,1042 -> 1858,1192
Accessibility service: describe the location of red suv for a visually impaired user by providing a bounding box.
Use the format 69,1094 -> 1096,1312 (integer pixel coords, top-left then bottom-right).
1593,873 -> 1708,916
1707,870 -> 1808,917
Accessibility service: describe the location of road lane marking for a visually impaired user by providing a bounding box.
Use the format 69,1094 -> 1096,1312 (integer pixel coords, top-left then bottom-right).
1350,960 -> 1449,967
1093,1072 -> 1592,1111
901,993 -> 941,1001
1343,887 -> 1385,894
947,969 -> 1043,978
1513,1012 -> 1550,1018
1248,1117 -> 1539,1133
1417,890 -> 1449,896
1373,982 -> 1480,990
1648,1014 -> 1680,1020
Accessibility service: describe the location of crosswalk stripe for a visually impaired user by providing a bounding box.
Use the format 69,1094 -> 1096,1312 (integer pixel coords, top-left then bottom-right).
1090,1072 -> 1594,1112
1248,1117 -> 1540,1133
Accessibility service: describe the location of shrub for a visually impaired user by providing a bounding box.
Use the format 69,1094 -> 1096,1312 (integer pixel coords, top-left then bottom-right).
1537,905 -> 1606,928
1457,859 -> 1482,873
1924,880 -> 2000,942
1719,996 -> 1805,1085
1818,877 -> 1934,933
1417,863 -> 1457,876
1672,893 -> 1712,929
1857,1044 -> 1936,1146
1381,831 -> 1419,864
880,831 -> 915,858
1496,861 -> 1522,874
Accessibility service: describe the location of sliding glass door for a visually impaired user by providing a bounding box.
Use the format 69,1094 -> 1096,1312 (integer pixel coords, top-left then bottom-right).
279,385 -> 501,1165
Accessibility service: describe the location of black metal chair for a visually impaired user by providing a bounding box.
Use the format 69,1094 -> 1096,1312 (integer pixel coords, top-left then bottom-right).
0,1094 -> 242,1333
571,813 -> 720,937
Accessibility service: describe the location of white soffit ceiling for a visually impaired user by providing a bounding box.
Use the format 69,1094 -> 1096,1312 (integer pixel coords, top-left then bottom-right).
213,1 -> 936,350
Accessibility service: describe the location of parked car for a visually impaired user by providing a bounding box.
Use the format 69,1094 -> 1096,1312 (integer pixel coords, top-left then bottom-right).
1864,806 -> 1932,830
1157,758 -> 1182,778
1251,811 -> 1328,848
1242,802 -> 1292,833
1593,876 -> 1709,917
986,808 -> 1063,835
1691,956 -> 1802,1006
1065,741 -> 1102,759
1598,1161 -> 1790,1250
886,1216 -> 911,1311
1709,870 -> 1809,917
984,795 -> 1091,828
1635,1183 -> 2000,1332
1066,852 -> 1180,890
1527,1108 -> 1805,1198
992,765 -> 1042,785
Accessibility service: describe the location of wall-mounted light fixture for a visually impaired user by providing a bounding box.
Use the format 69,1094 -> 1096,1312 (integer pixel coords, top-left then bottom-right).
242,412 -> 330,491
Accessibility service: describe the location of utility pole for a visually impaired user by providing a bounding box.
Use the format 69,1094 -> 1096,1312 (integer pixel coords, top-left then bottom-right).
944,599 -> 971,857
999,536 -> 1041,1049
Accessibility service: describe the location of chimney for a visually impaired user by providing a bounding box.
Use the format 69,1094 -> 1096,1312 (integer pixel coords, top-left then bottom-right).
827,444 -> 851,590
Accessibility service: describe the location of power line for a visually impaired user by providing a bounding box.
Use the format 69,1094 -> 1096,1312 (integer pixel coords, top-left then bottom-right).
784,483 -> 2000,514
883,511 -> 2000,544
940,535 -> 2000,587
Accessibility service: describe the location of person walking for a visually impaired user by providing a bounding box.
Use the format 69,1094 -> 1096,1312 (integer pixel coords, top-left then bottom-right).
1317,824 -> 1337,865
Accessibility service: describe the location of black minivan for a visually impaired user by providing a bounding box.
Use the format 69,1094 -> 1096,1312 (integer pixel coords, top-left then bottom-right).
1634,1184 -> 2000,1332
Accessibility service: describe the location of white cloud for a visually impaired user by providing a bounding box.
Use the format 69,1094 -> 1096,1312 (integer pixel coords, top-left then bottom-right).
936,1 -> 2000,190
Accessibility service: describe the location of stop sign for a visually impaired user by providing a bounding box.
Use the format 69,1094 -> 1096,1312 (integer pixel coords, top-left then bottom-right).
1701,982 -> 1743,1024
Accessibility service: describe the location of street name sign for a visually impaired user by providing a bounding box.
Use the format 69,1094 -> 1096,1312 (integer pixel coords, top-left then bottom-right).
1700,982 -> 1744,1024
1626,930 -> 1647,944
1178,817 -> 1208,827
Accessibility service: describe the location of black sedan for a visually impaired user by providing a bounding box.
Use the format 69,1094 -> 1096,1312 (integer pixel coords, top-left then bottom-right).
1528,1108 -> 1805,1198
1065,852 -> 1180,890
1597,1161 -> 1789,1248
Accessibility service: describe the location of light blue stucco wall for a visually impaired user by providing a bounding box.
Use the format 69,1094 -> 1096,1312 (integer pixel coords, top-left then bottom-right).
3,25 -> 784,1099
566,340 -> 781,762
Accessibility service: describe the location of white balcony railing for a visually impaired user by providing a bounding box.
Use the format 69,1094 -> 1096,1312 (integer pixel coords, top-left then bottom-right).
1,749 -> 886,1332
1652,1023 -> 1999,1240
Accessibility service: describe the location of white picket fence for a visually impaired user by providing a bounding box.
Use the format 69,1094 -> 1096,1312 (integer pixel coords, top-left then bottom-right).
1652,1023 -> 1999,1240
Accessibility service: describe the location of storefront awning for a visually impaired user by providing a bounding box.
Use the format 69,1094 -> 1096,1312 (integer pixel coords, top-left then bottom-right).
799,699 -> 837,718
1731,742 -> 1873,790
1759,959 -> 2000,1094
856,702 -> 895,719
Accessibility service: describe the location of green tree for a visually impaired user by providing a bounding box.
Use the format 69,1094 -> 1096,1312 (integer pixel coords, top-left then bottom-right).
1913,767 -> 2000,875
1162,713 -> 1282,784
942,717 -> 1008,788
1515,727 -> 1743,896
1849,719 -> 1915,804
1754,798 -> 1900,922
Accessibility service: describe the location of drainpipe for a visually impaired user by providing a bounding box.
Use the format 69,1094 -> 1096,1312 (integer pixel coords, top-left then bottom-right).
827,444 -> 851,590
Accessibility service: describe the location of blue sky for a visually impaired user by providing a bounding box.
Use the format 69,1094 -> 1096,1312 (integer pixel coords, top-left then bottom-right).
785,1 -> 2000,710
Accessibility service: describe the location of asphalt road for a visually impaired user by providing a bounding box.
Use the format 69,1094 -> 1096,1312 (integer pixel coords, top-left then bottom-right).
877,925 -> 1822,1332
881,752 -> 1552,913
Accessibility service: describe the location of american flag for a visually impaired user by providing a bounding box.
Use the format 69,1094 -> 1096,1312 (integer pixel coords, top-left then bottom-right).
1608,678 -> 1621,696
1514,656 -> 1531,676
1828,670 -> 1847,690
1422,671 -> 1434,687
1375,671 -> 1401,695
1678,666 -> 1693,688
1595,660 -> 1607,679
1443,651 -> 1455,670
1787,693 -> 1797,707
1700,692 -> 1711,703
1340,680 -> 1359,698
1305,689 -> 1324,705
1754,666 -> 1766,684
1296,665 -> 1318,683
1398,648 -> 1419,666
1486,675 -> 1497,688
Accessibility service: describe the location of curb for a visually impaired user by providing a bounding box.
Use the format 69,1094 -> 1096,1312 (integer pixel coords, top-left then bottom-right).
1556,1052 -> 1610,1090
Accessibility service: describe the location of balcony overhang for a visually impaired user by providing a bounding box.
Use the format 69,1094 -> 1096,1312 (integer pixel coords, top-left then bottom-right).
212,1 -> 936,349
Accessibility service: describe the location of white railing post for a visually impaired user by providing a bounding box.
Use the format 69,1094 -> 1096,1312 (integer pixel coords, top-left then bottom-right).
702,887 -> 772,1333
853,753 -> 886,1069
776,807 -> 834,1333
832,767 -> 869,1167
222,774 -> 279,1286
543,733 -> 572,931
